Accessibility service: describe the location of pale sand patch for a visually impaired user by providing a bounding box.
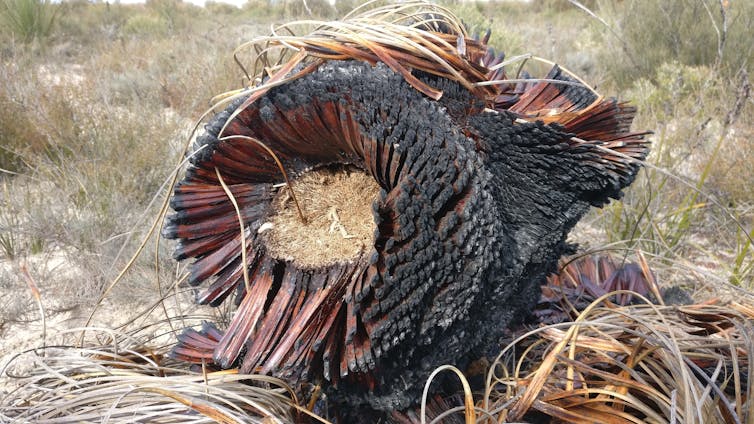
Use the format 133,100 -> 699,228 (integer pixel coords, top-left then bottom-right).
0,252 -> 218,394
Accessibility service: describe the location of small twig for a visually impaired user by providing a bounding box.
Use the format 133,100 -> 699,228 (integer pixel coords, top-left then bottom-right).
20,263 -> 46,355
566,0 -> 641,72
327,207 -> 355,239
219,135 -> 306,224
300,0 -> 313,17
724,69 -> 750,127
0,166 -> 20,176
700,0 -> 728,71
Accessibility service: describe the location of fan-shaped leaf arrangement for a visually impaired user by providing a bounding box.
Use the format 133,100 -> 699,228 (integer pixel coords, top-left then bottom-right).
163,1 -> 649,417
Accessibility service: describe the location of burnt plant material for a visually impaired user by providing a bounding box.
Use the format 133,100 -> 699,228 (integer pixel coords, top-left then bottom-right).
536,254 -> 694,325
163,4 -> 649,418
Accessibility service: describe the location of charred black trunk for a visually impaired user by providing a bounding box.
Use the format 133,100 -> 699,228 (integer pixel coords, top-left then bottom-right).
165,56 -> 647,420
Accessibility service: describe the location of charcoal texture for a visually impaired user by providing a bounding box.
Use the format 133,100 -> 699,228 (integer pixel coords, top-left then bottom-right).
164,59 -> 647,419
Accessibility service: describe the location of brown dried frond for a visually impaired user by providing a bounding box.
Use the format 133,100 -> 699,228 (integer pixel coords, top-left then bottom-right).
0,328 -> 312,423
234,1 -> 486,99
214,0 -> 607,129
484,297 -> 754,424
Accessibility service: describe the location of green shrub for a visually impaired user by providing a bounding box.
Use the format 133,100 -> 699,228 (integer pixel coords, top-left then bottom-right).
594,0 -> 754,88
55,0 -> 129,45
0,0 -> 59,42
123,13 -> 169,37
205,1 -> 240,16
146,0 -> 201,33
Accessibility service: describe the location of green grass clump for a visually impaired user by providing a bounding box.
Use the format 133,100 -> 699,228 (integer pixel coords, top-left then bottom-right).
0,0 -> 59,42
53,0 -> 128,46
595,59 -> 753,282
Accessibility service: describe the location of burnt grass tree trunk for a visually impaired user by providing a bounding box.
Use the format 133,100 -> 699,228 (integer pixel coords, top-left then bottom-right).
163,57 -> 647,421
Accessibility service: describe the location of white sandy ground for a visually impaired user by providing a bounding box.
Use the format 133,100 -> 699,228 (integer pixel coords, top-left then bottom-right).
0,249 -> 221,396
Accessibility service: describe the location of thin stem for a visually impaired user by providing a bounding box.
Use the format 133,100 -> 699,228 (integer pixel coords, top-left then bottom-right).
215,168 -> 251,295
474,78 -> 587,88
219,135 -> 306,224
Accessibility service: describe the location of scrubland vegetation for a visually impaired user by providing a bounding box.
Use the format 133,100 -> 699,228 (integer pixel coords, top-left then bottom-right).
453,0 -> 754,291
0,0 -> 750,335
0,0 -> 752,340
0,0 -> 752,422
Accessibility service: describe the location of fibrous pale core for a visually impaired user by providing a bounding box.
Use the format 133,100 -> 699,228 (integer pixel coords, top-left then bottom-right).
261,166 -> 380,268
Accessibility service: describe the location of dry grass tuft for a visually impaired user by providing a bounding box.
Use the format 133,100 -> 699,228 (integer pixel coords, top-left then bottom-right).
4,255 -> 752,423
482,296 -> 754,423
1,250 -> 753,424
0,328 -> 307,423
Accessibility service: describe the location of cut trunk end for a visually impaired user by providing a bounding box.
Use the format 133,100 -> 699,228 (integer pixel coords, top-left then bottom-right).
261,165 -> 380,268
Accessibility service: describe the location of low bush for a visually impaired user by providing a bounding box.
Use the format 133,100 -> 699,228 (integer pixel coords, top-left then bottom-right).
593,0 -> 754,89
122,12 -> 169,37
0,0 -> 60,42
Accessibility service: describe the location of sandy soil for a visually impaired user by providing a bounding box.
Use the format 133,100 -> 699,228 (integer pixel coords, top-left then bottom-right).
0,250 -> 218,395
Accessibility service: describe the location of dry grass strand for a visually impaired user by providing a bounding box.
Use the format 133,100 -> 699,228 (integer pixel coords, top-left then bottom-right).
483,294 -> 754,423
1,328 -> 305,423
